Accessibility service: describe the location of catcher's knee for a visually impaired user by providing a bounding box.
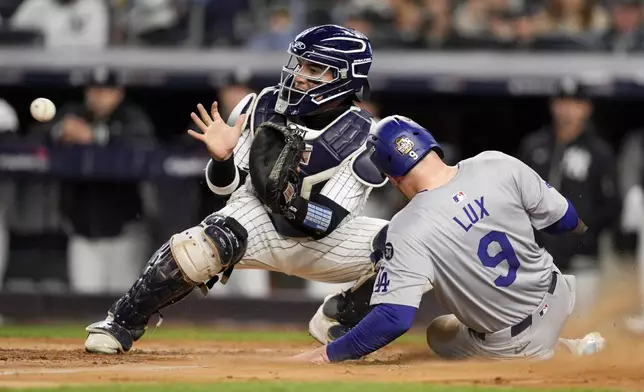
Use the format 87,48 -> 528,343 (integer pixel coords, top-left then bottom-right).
171,216 -> 248,283
308,274 -> 377,344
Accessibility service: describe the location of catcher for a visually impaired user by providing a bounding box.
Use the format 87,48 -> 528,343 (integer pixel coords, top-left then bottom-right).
84,24 -> 389,354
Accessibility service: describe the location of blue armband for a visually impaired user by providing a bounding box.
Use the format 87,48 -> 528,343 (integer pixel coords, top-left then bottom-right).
326,303 -> 416,362
303,201 -> 332,232
542,199 -> 579,235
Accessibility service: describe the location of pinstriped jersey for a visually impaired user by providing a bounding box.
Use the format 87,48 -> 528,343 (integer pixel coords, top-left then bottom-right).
231,87 -> 378,219
370,151 -> 569,333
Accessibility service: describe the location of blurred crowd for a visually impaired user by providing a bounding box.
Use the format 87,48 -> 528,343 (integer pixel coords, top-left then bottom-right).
2,1 -> 644,321
0,67 -> 642,319
1,0 -> 644,52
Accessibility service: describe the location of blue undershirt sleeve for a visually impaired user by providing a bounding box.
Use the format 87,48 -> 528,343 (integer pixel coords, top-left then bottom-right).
542,198 -> 579,235
326,303 -> 417,362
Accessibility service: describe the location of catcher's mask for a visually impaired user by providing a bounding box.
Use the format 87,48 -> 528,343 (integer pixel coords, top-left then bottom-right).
275,24 -> 372,116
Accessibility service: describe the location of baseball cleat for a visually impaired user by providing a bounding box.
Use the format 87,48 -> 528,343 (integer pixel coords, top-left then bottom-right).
558,332 -> 606,356
84,319 -> 135,354
84,332 -> 122,354
576,332 -> 606,355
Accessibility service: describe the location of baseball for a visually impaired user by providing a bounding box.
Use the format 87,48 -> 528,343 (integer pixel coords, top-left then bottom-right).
30,98 -> 56,122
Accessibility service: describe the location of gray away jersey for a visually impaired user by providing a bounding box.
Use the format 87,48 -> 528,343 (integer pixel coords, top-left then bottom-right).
371,151 -> 569,333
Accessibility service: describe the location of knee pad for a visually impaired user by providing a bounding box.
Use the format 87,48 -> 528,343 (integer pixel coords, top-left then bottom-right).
171,216 -> 248,283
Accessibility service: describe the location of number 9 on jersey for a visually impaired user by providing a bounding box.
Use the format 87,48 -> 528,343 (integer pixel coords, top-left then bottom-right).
477,230 -> 520,288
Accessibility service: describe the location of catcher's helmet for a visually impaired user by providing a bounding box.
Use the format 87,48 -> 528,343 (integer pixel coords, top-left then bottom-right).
275,24 -> 372,116
367,115 -> 443,177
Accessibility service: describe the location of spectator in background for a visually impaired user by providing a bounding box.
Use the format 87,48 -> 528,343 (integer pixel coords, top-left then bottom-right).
344,11 -> 375,38
510,6 -> 540,48
420,0 -> 453,48
113,0 -> 188,46
477,5 -> 549,49
453,0 -> 519,38
328,0 -> 394,28
50,68 -> 155,294
450,0 -> 533,49
617,125 -> 644,334
204,0 -> 250,47
599,0 -> 644,52
389,0 -> 426,49
0,99 -> 19,292
453,0 -> 494,37
247,5 -> 296,51
342,9 -> 399,49
517,79 -> 620,317
532,0 -> 610,37
10,0 -> 108,48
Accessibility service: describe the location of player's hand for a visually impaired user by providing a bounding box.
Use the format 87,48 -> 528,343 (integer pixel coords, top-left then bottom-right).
187,102 -> 247,161
290,346 -> 330,364
60,115 -> 93,144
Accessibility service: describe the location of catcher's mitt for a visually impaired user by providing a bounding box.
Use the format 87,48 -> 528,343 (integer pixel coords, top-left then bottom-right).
249,122 -> 306,218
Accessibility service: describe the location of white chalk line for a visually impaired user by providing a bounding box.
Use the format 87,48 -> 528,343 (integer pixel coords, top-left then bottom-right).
0,364 -> 209,376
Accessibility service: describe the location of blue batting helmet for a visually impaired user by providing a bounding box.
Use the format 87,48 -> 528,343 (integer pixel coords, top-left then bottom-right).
367,115 -> 444,177
275,24 -> 372,116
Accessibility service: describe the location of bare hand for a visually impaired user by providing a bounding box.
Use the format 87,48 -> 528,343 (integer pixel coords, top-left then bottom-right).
187,102 -> 247,161
290,346 -> 330,364
61,116 -> 93,144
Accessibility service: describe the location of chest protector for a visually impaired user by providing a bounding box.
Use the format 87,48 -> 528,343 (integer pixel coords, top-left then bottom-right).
249,87 -> 386,200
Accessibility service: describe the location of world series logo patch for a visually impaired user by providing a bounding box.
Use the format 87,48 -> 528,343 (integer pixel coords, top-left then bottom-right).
395,137 -> 415,156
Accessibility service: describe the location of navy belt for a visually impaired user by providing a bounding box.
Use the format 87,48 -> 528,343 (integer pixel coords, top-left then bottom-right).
470,272 -> 558,341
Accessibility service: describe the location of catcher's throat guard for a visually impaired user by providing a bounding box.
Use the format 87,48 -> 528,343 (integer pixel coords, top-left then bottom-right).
249,122 -> 307,216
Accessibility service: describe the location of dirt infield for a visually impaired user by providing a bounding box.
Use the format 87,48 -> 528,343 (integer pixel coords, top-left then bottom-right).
1,269 -> 644,391
0,327 -> 643,391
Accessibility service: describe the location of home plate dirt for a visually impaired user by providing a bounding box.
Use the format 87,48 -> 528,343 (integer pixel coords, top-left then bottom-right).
0,329 -> 643,391
2,272 -> 644,390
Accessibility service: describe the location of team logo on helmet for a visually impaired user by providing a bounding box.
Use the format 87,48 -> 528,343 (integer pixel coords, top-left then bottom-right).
292,41 -> 306,50
395,137 -> 415,156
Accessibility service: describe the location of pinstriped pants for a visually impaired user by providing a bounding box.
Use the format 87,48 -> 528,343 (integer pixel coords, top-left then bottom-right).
201,184 -> 387,284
